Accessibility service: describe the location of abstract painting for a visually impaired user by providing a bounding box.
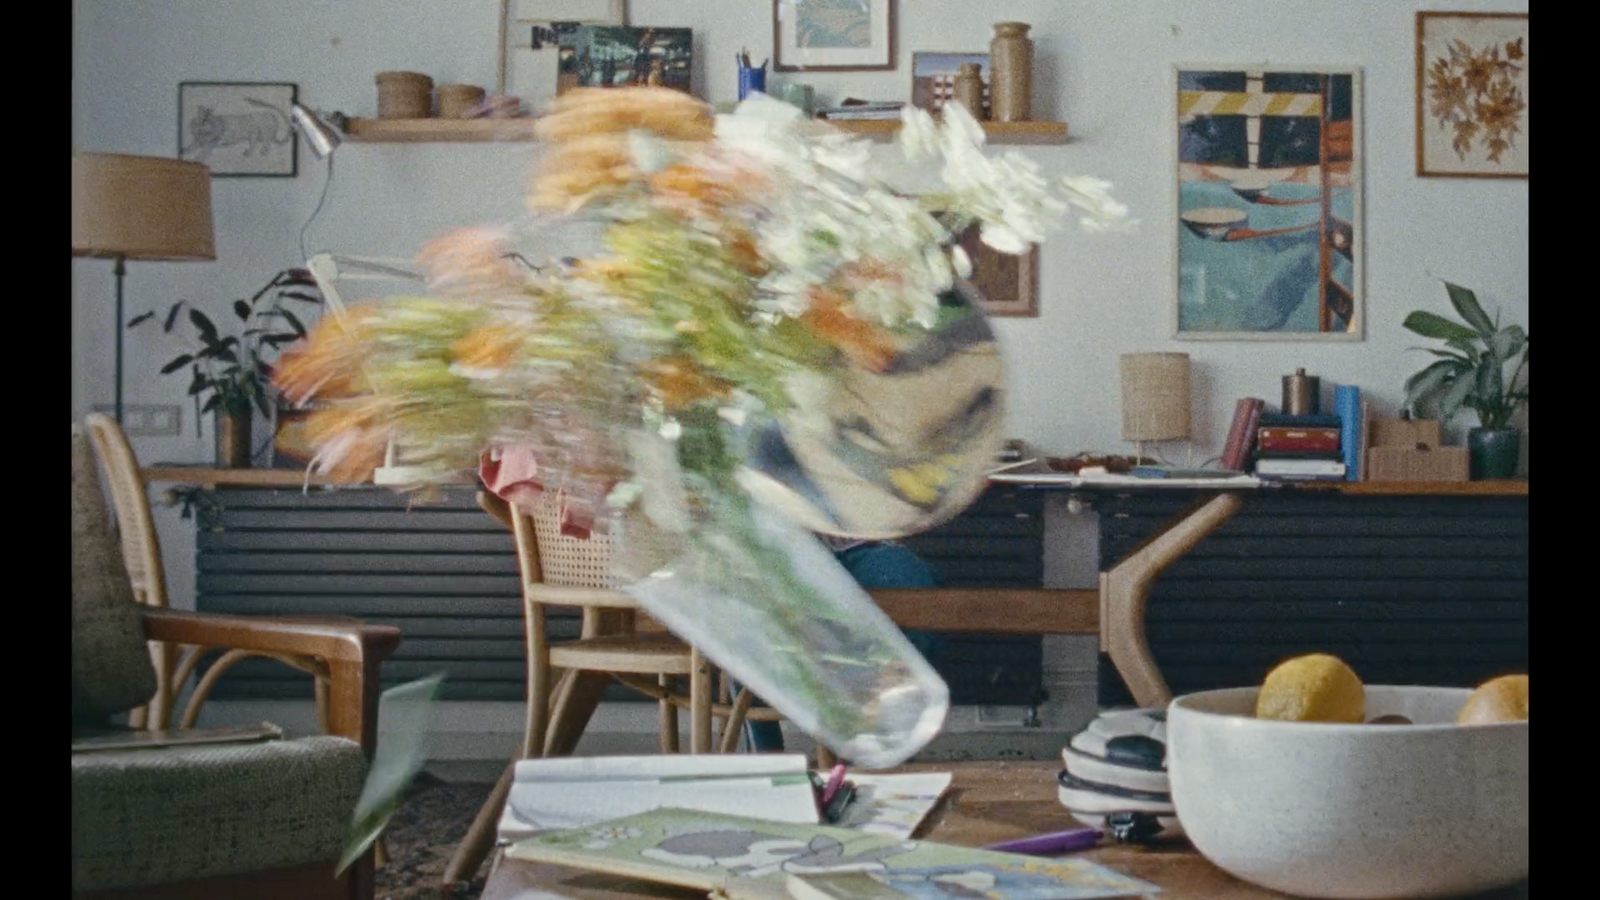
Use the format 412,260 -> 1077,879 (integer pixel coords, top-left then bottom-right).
178,82 -> 298,177
1174,68 -> 1362,340
1416,12 -> 1528,178
774,0 -> 895,72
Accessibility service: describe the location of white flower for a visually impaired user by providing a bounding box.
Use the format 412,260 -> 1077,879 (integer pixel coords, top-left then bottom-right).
1060,174 -> 1137,231
898,106 -> 941,161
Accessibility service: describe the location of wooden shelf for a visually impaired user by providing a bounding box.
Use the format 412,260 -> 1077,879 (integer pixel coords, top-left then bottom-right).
825,118 -> 1069,144
142,466 -> 365,488
1310,479 -> 1529,497
342,116 -> 1070,145
343,117 -> 540,142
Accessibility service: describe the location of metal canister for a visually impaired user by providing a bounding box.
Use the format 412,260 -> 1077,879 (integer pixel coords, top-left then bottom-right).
1281,367 -> 1320,416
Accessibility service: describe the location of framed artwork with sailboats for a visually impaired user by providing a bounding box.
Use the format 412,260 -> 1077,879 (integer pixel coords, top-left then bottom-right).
1173,66 -> 1363,341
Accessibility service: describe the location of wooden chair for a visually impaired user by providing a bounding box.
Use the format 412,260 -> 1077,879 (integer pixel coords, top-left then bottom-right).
83,412 -> 334,733
442,489 -> 782,886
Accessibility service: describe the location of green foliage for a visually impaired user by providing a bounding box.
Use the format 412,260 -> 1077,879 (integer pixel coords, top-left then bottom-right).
1402,282 -> 1527,430
127,268 -> 322,436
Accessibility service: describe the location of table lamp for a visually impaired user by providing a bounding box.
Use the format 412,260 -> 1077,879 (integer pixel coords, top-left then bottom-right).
72,152 -> 216,423
1119,351 -> 1191,464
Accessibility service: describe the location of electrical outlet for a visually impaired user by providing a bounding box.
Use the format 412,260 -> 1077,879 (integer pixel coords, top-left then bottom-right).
91,404 -> 183,437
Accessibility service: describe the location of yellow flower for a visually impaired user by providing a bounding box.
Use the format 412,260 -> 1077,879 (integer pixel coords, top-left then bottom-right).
273,306 -> 375,404
534,87 -> 714,144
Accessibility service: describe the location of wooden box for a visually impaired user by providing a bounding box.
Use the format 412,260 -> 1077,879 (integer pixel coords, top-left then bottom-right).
1364,418 -> 1468,482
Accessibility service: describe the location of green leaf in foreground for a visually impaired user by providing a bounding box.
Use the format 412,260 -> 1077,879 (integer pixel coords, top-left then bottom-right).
336,672 -> 446,876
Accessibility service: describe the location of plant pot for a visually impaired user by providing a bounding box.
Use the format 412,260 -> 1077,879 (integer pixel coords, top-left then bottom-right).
1467,427 -> 1520,480
215,410 -> 253,469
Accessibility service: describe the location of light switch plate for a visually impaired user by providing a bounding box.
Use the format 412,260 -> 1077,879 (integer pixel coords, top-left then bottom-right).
90,404 -> 183,437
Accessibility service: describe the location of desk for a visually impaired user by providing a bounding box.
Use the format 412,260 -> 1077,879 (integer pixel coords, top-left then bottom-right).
991,474 -> 1529,708
478,760 -> 1528,900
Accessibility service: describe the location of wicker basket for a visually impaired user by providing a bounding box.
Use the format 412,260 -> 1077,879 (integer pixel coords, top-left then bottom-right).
437,83 -> 487,119
375,71 -> 434,119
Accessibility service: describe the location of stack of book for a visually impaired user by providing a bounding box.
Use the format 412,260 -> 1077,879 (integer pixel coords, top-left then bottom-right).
814,101 -> 906,120
1253,412 -> 1347,481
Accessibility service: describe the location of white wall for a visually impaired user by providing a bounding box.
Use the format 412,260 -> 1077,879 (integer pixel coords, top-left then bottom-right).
73,0 -> 1528,747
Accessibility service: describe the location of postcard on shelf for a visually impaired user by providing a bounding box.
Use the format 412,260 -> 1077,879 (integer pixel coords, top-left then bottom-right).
505,808 -> 1157,898
832,772 -> 953,839
71,721 -> 284,753
498,754 -> 820,842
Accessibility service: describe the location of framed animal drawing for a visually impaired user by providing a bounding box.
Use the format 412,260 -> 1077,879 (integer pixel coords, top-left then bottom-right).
178,82 -> 299,177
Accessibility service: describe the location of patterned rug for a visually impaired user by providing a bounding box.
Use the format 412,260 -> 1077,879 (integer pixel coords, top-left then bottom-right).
376,773 -> 495,900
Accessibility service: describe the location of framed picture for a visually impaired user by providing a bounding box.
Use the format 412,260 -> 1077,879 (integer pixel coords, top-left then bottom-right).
497,0 -> 629,102
557,25 -> 693,94
178,82 -> 298,177
1174,67 -> 1362,340
911,52 -> 988,116
951,222 -> 1038,318
1415,12 -> 1527,179
773,0 -> 895,72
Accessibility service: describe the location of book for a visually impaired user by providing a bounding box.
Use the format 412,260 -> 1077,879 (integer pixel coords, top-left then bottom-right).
1254,458 -> 1347,477
1219,397 -> 1265,471
1256,426 -> 1341,453
71,721 -> 284,753
1334,385 -> 1363,482
1257,412 -> 1343,428
498,754 -> 821,842
505,807 -> 1157,899
831,772 -> 953,840
1253,448 -> 1344,461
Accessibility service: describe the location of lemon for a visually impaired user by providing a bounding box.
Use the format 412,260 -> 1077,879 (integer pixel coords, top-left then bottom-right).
1457,674 -> 1528,725
1255,653 -> 1365,723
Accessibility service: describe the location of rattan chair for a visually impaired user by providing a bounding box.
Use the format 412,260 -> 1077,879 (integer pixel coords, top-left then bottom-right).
83,412 -> 332,733
442,489 -> 782,886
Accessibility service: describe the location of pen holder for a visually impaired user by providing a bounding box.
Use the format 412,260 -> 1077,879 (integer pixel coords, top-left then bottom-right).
738,66 -> 767,101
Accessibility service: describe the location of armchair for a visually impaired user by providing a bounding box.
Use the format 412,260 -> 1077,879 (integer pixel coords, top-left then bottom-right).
71,425 -> 401,900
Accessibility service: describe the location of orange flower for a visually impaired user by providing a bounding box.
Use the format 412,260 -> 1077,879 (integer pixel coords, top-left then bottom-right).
450,324 -> 523,370
534,87 -> 715,144
273,307 -> 375,404
799,290 -> 897,373
643,356 -> 731,410
416,226 -> 522,296
527,134 -> 639,213
649,163 -> 742,218
299,399 -> 392,483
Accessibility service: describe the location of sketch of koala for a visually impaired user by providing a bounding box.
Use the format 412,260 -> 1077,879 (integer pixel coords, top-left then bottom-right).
640,830 -> 915,880
184,98 -> 291,160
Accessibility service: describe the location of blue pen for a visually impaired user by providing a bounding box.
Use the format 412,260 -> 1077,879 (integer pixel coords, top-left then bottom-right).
983,827 -> 1103,856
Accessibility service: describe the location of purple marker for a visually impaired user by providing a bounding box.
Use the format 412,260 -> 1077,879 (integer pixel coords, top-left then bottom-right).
983,827 -> 1103,856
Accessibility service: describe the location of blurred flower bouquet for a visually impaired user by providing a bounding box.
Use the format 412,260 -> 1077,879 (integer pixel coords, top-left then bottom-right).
275,88 -> 1126,765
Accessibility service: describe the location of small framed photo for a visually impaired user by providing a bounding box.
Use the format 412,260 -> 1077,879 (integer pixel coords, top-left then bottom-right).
912,52 -> 989,116
178,82 -> 298,177
952,222 -> 1038,318
1416,12 -> 1528,179
774,0 -> 895,72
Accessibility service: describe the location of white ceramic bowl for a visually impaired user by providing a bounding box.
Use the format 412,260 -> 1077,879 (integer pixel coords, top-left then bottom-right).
1166,686 -> 1528,899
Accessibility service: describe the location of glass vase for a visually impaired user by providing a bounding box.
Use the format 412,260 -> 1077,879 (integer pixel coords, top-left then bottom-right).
617,489 -> 949,768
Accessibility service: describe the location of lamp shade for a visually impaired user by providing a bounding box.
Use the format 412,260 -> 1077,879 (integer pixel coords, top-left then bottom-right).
71,152 -> 216,261
1120,352 -> 1191,442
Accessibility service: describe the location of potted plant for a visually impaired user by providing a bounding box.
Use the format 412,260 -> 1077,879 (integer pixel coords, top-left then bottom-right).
128,268 -> 322,467
1402,282 -> 1528,479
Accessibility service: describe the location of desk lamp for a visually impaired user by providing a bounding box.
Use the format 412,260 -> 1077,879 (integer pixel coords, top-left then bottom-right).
71,153 -> 216,423
1120,352 -> 1191,465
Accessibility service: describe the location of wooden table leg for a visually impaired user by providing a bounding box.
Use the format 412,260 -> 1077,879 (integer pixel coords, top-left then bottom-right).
1101,492 -> 1244,708
543,670 -> 613,757
442,761 -> 516,887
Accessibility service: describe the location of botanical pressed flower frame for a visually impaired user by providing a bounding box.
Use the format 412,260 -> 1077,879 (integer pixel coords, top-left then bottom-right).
1415,12 -> 1528,179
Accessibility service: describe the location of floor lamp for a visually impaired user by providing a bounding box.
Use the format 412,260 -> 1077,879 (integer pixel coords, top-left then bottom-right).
72,153 -> 216,423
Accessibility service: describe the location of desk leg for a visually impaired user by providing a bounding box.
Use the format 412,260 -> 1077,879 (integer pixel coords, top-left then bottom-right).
1102,492 -> 1243,708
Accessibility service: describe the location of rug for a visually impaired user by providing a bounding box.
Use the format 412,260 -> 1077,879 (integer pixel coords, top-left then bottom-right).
376,773 -> 495,900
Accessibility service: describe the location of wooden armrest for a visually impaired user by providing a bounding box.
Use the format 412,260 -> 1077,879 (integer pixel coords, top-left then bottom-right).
141,609 -> 402,757
525,584 -> 640,609
141,608 -> 401,665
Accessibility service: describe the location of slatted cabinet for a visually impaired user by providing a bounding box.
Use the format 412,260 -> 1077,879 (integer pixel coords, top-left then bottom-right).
194,485 -> 1050,705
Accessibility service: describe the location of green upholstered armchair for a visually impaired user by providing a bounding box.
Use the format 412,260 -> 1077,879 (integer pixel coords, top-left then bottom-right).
70,426 -> 402,900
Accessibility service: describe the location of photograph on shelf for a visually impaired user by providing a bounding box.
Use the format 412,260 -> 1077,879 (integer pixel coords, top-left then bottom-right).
1174,67 -> 1362,340
1416,12 -> 1527,179
773,0 -> 895,72
951,221 -> 1038,318
178,82 -> 298,177
499,0 -> 628,109
557,25 -> 693,94
911,52 -> 989,116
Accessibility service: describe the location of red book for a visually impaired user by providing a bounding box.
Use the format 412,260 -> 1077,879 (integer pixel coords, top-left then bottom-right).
1220,398 -> 1265,471
1257,426 -> 1341,453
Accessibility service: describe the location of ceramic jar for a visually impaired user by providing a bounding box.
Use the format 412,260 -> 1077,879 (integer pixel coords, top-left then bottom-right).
989,22 -> 1033,122
953,62 -> 986,119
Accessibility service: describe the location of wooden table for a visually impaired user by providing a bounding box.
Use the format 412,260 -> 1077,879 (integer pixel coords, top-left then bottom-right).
478,760 -> 1527,900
